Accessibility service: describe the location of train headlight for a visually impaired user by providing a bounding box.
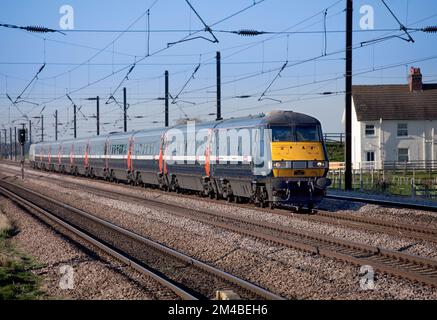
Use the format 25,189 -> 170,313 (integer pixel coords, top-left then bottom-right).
274,162 -> 282,168
308,161 -> 326,168
273,161 -> 289,168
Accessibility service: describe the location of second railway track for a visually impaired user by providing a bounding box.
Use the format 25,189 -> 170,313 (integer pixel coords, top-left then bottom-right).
1,162 -> 436,244
2,165 -> 436,288
2,162 -> 437,287
61,180 -> 437,288
0,178 -> 283,300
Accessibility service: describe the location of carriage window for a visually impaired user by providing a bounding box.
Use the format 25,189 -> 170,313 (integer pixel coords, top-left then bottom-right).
259,128 -> 264,157
295,125 -> 321,142
238,136 -> 243,156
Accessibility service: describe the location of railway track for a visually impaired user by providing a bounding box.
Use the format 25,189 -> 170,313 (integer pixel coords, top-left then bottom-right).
64,181 -> 437,287
0,178 -> 283,300
3,168 -> 436,288
1,162 -> 436,245
3,159 -> 437,213
269,208 -> 437,244
325,193 -> 437,213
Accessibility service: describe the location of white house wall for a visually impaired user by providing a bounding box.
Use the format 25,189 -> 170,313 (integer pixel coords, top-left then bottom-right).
350,98 -> 437,169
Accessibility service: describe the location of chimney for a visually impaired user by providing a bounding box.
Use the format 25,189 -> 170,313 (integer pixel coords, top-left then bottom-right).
409,67 -> 423,92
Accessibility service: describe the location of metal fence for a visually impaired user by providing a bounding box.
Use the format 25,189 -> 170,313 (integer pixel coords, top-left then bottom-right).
327,166 -> 437,200
330,161 -> 437,171
383,160 -> 437,171
324,133 -> 345,143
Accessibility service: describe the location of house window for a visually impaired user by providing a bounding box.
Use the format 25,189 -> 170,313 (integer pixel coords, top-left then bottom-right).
397,123 -> 408,137
398,148 -> 409,162
366,151 -> 375,162
365,124 -> 375,136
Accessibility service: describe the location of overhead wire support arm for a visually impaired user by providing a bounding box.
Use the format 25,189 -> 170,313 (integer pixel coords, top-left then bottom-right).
360,33 -> 413,46
14,63 -> 46,103
167,92 -> 190,120
380,0 -> 415,43
185,0 -> 218,43
105,63 -> 136,104
66,94 -> 88,121
258,61 -> 288,102
168,0 -> 218,46
6,94 -> 27,118
171,64 -> 201,104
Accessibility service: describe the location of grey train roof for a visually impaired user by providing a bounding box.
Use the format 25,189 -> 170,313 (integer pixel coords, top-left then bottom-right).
261,110 -> 320,125
33,111 -> 320,145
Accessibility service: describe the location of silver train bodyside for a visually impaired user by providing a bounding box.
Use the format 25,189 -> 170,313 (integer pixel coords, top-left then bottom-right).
29,111 -> 331,209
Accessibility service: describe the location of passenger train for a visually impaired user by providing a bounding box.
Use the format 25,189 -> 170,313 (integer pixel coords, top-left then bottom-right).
29,110 -> 331,210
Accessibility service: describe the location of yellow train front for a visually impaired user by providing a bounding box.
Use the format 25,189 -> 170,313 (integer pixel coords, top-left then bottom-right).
262,111 -> 331,210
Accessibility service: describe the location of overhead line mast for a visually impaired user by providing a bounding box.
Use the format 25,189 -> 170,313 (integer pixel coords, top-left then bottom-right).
345,0 -> 353,190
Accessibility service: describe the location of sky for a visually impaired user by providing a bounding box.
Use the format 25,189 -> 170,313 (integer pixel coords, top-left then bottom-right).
1,0 -> 437,141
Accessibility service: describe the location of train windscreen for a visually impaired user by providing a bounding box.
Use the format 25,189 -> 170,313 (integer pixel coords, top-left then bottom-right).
271,125 -> 321,142
295,125 -> 321,142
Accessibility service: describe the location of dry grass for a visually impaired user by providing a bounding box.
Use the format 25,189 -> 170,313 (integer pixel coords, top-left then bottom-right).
0,213 -> 13,267
0,214 -> 13,235
0,211 -> 43,299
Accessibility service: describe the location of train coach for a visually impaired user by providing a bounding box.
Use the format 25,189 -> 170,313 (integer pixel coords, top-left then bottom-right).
29,110 -> 331,210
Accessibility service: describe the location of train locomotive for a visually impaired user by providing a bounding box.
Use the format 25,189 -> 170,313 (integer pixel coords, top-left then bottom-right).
29,110 -> 331,210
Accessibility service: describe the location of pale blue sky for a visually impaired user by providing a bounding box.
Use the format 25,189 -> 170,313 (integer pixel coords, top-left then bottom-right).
1,0 -> 437,140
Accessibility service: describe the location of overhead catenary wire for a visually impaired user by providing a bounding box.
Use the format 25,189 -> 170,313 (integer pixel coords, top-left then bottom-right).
0,23 -> 66,35
3,1 -> 437,134
178,20 -> 432,98
1,0 -> 336,104
168,0 -> 266,47
3,0 -> 264,130
20,0 -> 267,112
39,0 -> 161,82
145,52 -> 437,119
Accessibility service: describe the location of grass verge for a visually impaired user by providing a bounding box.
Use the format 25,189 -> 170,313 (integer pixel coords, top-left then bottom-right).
0,212 -> 44,300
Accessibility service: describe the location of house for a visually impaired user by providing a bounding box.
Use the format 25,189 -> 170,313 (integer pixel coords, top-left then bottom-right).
345,67 -> 437,170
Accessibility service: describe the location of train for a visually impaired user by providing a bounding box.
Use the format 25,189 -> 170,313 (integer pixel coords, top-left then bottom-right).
29,110 -> 331,210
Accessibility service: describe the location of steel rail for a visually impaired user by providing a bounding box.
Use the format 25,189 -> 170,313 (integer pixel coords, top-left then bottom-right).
0,163 -> 436,242
0,184 -> 197,300
31,176 -> 437,288
1,163 -> 437,287
325,194 -> 437,213
0,179 -> 284,300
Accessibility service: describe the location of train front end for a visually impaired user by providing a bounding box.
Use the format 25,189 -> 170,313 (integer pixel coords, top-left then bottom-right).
265,112 -> 331,209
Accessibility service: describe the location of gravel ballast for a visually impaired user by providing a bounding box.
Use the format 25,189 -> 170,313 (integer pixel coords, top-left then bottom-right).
0,195 -> 179,300
0,164 -> 435,299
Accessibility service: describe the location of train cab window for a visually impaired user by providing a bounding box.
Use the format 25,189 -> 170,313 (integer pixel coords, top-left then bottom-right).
271,125 -> 321,142
272,126 -> 293,142
295,125 -> 321,142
